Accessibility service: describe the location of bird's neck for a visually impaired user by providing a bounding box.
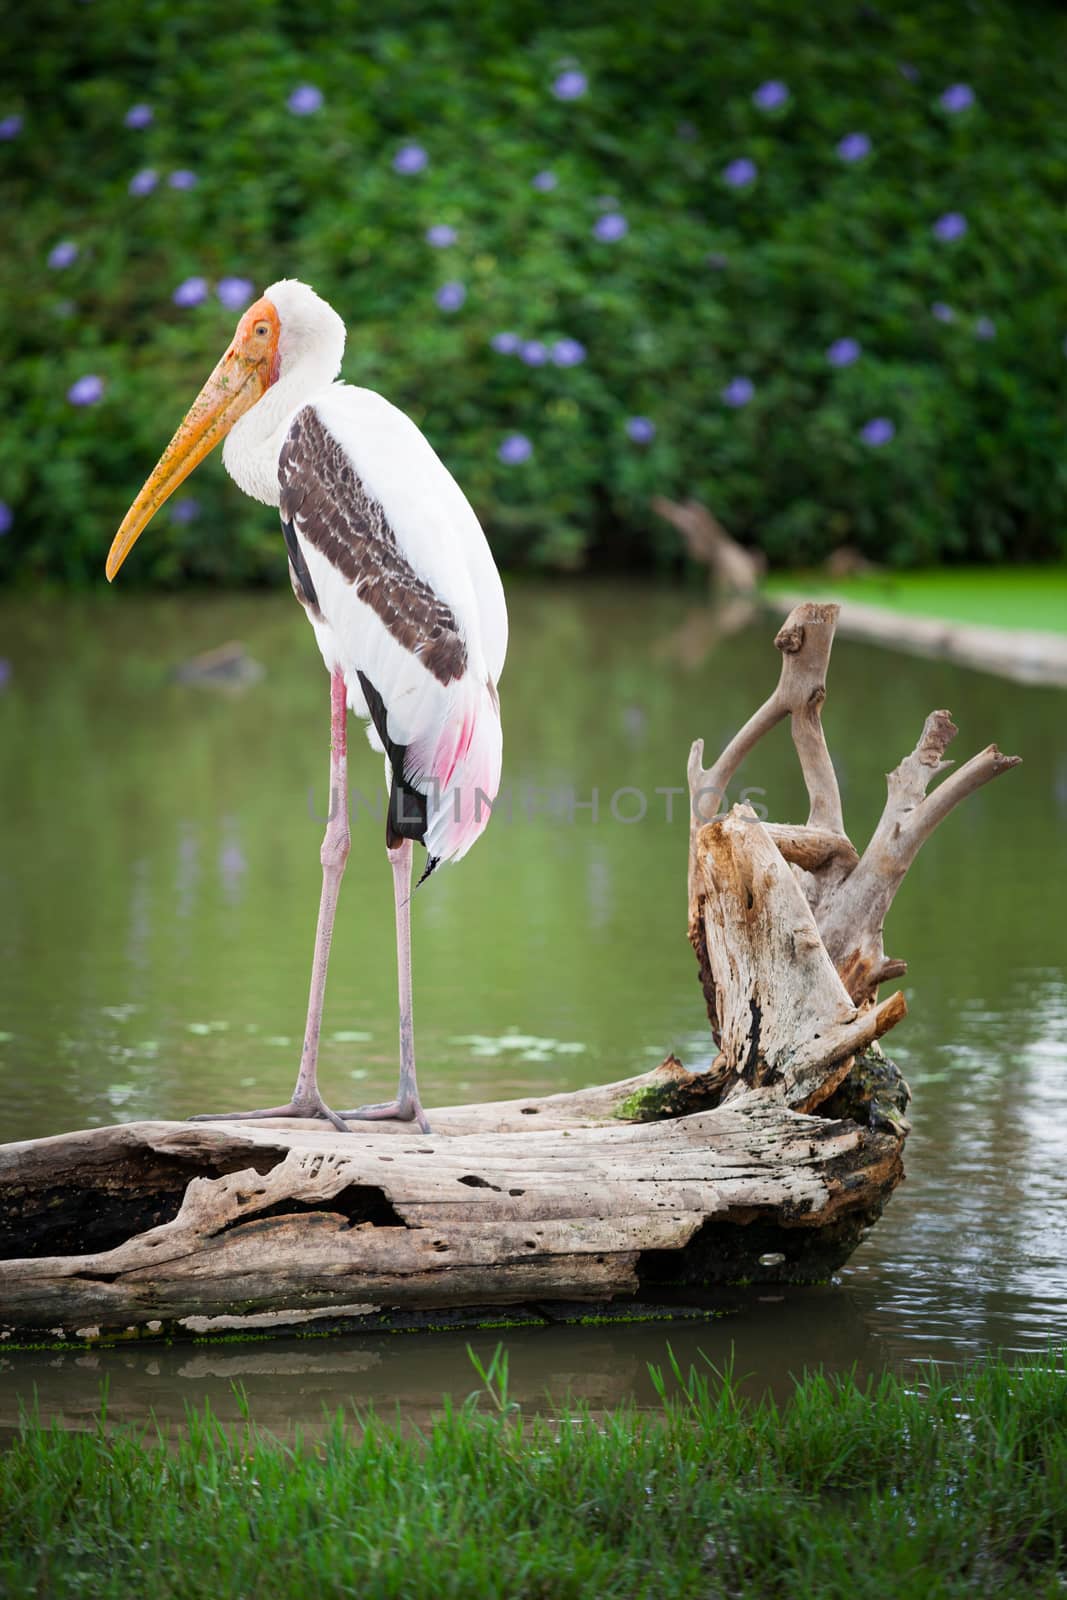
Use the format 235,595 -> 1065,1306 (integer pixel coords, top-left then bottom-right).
223,363 -> 338,507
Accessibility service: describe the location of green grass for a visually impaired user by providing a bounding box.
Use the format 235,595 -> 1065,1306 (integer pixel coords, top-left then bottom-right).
2,1348 -> 1065,1599
765,565 -> 1067,635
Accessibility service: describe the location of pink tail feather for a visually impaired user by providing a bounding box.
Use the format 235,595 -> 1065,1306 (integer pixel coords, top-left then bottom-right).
411,677 -> 502,865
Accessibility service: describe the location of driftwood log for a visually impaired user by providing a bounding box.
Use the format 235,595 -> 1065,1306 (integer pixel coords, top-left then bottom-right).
652,495 -> 766,595
0,604 -> 1018,1344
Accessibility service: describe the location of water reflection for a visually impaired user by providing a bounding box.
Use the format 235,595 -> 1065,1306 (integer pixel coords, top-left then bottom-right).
0,1287 -> 922,1441
0,583 -> 1064,1423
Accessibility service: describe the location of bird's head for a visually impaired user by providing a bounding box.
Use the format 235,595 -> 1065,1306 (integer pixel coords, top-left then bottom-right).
105,279 -> 345,581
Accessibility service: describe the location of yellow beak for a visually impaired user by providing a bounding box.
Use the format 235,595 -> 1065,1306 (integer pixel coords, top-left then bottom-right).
106,334 -> 273,582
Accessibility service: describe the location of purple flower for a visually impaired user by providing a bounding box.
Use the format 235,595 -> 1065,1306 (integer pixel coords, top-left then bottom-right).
626,416 -> 656,444
837,132 -> 871,163
532,170 -> 558,192
48,240 -> 79,269
753,80 -> 789,110
520,340 -> 548,367
827,337 -> 861,367
217,276 -> 254,311
425,223 -> 457,248
168,169 -> 197,189
933,211 -> 967,242
490,332 -> 521,355
722,157 -> 758,188
173,276 -> 208,308
499,433 -> 533,464
722,376 -> 755,408
974,316 -> 996,340
706,251 -> 729,270
0,114 -> 23,141
593,212 -> 628,242
860,417 -> 895,446
551,338 -> 586,367
552,69 -> 587,101
0,660 -> 10,691
931,301 -> 955,323
940,84 -> 975,113
0,502 -> 12,535
899,63 -> 919,82
169,496 -> 201,524
393,143 -> 428,175
435,281 -> 466,312
128,168 -> 158,196
124,103 -> 154,129
68,375 -> 105,406
287,85 -> 323,116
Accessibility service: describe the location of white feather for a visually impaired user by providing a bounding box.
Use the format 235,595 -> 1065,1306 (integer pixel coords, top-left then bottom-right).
219,279 -> 506,868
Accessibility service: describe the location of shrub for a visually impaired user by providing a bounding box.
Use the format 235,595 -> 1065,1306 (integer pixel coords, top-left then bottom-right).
1,0 -> 1065,584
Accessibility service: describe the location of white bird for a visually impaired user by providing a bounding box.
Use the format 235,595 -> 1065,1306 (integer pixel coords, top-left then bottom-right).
106,279 -> 507,1134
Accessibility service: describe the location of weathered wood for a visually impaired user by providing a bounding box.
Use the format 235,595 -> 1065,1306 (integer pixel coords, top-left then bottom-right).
0,1053 -> 905,1339
697,807 -> 906,1112
818,711 -> 1021,1003
769,589 -> 1067,689
2,598 -> 1013,1345
652,496 -> 765,595
686,602 -> 1020,1104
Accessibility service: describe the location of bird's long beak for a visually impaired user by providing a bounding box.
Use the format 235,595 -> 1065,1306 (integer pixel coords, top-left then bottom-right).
106,302 -> 278,582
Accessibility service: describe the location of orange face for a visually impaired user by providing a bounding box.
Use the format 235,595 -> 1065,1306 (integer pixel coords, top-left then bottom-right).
105,296 -> 280,581
228,297 -> 281,386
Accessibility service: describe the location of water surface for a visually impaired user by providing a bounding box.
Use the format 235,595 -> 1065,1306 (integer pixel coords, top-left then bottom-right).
1,583 -> 1064,1429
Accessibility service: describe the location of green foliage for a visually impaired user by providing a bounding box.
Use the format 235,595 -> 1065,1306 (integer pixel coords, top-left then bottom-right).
1,0 -> 1066,585
1,1350 -> 1065,1597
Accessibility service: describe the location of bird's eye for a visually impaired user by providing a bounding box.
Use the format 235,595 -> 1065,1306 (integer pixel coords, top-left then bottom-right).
255,323 -> 269,337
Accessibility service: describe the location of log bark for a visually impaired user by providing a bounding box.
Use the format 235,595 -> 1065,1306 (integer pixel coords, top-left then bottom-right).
686,602 -> 1020,1106
0,1054 -> 906,1340
0,601 -> 1014,1345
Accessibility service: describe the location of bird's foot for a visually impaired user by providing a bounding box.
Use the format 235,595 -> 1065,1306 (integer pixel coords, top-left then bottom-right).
338,1095 -> 432,1135
188,1092 -> 351,1134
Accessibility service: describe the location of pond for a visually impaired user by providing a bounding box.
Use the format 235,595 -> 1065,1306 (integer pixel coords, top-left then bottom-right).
0,581 -> 1064,1432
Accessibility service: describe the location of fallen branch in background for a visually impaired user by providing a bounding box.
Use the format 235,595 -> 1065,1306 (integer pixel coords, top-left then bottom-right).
652,497 -> 766,595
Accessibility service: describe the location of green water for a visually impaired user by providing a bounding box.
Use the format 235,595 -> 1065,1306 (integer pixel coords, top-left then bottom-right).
0,582 -> 1064,1427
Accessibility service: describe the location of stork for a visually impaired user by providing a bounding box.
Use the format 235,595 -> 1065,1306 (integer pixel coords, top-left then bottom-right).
106,279 -> 506,1135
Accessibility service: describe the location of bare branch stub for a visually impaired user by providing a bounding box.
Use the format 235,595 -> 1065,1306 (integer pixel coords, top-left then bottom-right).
686,602 -> 849,1031
652,496 -> 765,595
687,601 -> 1021,1104
819,714 -> 1022,1004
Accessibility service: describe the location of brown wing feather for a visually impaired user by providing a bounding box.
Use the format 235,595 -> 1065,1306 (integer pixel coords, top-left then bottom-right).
278,406 -> 467,686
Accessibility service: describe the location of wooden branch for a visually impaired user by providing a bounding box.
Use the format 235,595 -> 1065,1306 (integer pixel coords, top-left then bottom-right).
697,806 -> 906,1112
688,603 -> 845,843
820,712 -> 1021,1003
0,1058 -> 908,1337
764,824 -> 859,873
686,604 -> 1019,1112
687,603 -> 850,1023
652,497 -> 765,594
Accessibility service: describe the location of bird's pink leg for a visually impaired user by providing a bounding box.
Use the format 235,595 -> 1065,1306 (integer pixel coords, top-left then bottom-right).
339,837 -> 431,1134
189,669 -> 351,1132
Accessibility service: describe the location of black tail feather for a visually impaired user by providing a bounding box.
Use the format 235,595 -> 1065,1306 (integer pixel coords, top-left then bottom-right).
415,854 -> 441,888
358,667 -> 438,881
